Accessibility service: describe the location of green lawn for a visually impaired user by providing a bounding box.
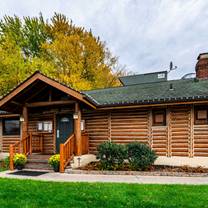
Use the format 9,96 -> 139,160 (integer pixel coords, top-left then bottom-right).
0,178 -> 208,208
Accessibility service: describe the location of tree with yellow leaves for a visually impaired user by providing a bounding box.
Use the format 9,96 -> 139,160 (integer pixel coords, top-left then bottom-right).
0,13 -> 126,94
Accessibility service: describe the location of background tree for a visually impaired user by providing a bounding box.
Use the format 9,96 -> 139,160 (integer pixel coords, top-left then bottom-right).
0,13 -> 126,95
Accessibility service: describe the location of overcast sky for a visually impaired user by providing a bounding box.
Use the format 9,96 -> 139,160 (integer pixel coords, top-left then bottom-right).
1,0 -> 208,79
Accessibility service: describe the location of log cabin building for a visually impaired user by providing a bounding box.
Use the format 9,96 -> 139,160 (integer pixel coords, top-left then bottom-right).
1,53 -> 208,171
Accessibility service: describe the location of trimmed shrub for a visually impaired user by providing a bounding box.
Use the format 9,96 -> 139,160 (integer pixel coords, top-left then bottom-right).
127,142 -> 157,170
97,141 -> 127,170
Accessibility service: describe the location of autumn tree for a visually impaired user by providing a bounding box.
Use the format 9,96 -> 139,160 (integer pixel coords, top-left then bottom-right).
0,13 -> 125,94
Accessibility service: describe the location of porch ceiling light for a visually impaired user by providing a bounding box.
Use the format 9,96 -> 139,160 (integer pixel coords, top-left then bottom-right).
73,113 -> 79,119
20,116 -> 24,122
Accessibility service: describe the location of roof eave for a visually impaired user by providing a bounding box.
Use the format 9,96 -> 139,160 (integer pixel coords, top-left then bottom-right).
96,97 -> 208,110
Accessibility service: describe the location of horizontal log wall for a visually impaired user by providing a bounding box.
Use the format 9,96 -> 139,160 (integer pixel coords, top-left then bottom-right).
28,112 -> 54,154
194,125 -> 208,157
169,108 -> 190,157
1,105 -> 208,157
111,110 -> 149,145
83,112 -> 109,154
151,127 -> 167,156
2,136 -> 20,152
83,109 -> 150,154
84,105 -> 208,157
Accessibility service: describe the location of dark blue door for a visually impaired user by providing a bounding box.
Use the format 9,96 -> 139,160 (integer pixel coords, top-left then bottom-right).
56,114 -> 74,153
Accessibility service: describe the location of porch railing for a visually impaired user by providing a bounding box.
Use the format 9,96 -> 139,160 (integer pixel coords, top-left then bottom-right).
59,132 -> 89,173
60,133 -> 75,173
9,134 -> 32,170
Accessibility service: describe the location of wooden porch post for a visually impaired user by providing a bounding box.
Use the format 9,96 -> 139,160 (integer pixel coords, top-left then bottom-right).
59,144 -> 65,173
9,145 -> 14,170
74,102 -> 82,156
22,106 -> 28,141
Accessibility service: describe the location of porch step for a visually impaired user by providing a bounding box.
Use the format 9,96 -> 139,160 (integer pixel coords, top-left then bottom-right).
25,162 -> 53,170
27,154 -> 52,160
25,154 -> 52,170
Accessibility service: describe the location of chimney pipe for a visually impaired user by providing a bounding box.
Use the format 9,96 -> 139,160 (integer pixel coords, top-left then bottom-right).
196,53 -> 208,79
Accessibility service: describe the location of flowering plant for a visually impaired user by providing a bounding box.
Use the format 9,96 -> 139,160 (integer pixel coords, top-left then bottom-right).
48,154 -> 60,171
14,153 -> 27,168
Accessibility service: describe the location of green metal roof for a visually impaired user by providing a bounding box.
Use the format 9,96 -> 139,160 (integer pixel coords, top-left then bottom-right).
83,78 -> 208,107
119,71 -> 167,86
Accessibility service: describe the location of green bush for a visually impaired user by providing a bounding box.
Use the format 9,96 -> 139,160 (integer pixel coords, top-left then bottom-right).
4,156 -> 10,169
127,142 -> 157,170
97,141 -> 127,170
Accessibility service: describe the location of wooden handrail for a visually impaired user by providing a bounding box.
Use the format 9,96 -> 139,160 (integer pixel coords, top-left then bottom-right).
9,134 -> 32,170
60,134 -> 75,173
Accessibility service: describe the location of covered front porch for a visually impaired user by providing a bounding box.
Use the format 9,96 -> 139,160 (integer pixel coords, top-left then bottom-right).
0,72 -> 95,172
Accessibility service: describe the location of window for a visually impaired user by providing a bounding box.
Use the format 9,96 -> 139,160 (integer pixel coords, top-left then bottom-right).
158,73 -> 165,79
152,109 -> 166,126
195,107 -> 208,125
3,118 -> 20,136
37,121 -> 53,133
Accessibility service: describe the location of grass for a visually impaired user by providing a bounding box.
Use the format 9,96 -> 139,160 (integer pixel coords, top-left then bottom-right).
0,178 -> 208,208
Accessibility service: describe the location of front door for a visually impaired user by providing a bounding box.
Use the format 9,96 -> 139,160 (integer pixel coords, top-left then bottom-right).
56,114 -> 74,153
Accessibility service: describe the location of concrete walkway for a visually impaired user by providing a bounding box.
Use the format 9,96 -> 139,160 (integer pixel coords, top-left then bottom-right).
0,170 -> 208,184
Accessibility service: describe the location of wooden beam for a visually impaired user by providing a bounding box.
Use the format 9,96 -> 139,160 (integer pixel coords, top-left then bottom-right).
74,102 -> 82,156
49,89 -> 52,102
148,110 -> 152,148
11,101 -> 22,106
0,114 -> 19,118
26,100 -> 75,107
0,72 -> 96,110
59,144 -> 64,173
36,74 -> 96,109
9,145 -> 14,171
53,113 -> 56,154
0,73 -> 40,107
190,106 -> 194,157
108,112 -> 111,141
167,109 -> 171,157
24,85 -> 48,103
22,106 -> 28,140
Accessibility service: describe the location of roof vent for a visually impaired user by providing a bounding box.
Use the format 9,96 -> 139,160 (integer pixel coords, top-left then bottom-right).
169,83 -> 174,90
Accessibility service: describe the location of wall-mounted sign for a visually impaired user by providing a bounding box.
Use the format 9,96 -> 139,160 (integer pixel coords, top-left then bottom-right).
37,121 -> 53,133
81,120 -> 85,131
73,113 -> 79,119
37,122 -> 43,131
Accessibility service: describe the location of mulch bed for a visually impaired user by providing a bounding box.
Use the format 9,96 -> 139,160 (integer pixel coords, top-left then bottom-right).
66,162 -> 208,177
79,162 -> 208,173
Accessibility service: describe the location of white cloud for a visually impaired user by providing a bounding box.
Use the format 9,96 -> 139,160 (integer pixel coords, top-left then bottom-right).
0,0 -> 208,79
